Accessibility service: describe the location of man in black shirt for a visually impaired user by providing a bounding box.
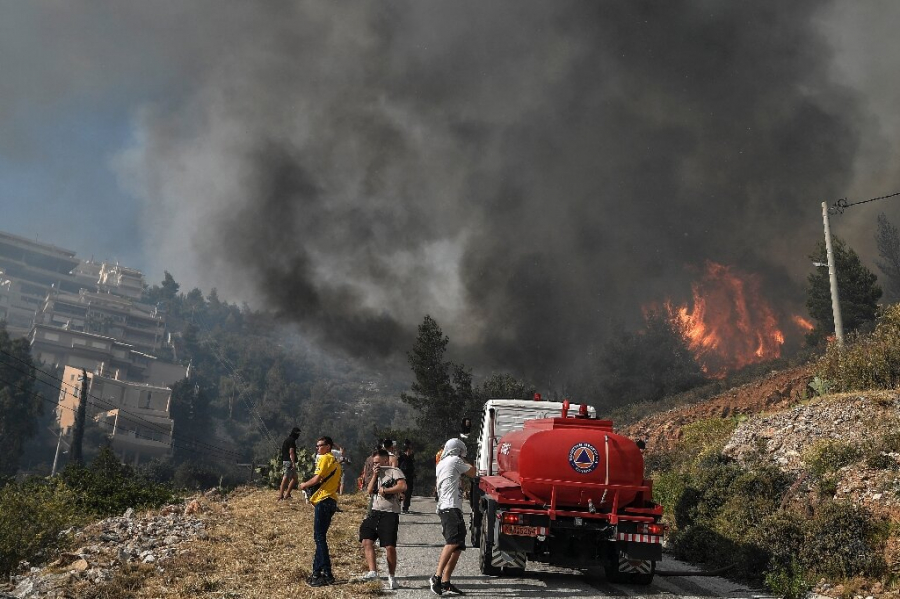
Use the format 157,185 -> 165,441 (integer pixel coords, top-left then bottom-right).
278,427 -> 301,501
398,440 -> 416,514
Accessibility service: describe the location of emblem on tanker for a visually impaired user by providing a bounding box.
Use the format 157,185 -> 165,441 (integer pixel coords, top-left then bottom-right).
568,442 -> 599,474
499,442 -> 511,456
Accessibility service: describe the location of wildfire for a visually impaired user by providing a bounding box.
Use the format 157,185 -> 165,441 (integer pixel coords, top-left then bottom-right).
661,261 -> 786,378
792,315 -> 814,332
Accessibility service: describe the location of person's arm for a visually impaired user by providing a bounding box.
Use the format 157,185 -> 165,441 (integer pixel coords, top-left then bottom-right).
299,472 -> 321,490
378,472 -> 407,497
367,463 -> 379,495
289,446 -> 297,467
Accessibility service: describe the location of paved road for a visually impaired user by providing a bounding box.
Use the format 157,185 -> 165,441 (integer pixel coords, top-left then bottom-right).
363,496 -> 779,598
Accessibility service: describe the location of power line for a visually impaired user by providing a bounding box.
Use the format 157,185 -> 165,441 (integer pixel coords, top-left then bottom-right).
0,349 -> 248,461
829,191 -> 900,215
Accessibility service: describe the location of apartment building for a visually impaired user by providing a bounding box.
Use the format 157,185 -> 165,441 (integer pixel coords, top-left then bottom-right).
35,288 -> 166,354
30,324 -> 187,388
58,365 -> 174,465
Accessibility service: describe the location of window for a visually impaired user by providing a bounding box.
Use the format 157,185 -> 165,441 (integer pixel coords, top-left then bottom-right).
43,332 -> 59,342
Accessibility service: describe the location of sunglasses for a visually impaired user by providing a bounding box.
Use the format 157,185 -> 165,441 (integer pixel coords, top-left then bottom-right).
316,443 -> 329,448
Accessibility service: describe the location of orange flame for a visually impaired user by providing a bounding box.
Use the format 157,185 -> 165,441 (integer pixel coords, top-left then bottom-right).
662,261 -> 785,378
792,315 -> 814,332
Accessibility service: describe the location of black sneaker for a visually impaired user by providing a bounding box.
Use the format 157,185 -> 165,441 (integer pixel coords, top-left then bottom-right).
307,575 -> 327,587
442,581 -> 464,595
322,573 -> 336,585
430,575 -> 443,595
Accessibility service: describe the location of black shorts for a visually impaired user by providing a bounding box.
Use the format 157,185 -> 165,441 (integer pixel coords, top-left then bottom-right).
438,508 -> 467,550
359,510 -> 400,547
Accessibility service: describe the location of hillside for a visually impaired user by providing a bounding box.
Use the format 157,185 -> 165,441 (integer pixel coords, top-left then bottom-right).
3,489 -> 377,599
621,364 -> 900,599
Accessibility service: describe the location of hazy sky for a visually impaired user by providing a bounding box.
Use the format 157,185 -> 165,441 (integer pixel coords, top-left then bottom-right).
3,2 -> 900,380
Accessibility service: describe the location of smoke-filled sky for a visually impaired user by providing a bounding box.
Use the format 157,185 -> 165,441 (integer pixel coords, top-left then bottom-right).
3,2 -> 900,383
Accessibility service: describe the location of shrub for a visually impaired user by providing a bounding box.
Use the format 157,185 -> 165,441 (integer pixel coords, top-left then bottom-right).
652,471 -> 689,526
678,417 -> 741,463
865,452 -> 898,470
61,447 -> 179,517
817,304 -> 900,392
173,461 -> 220,491
802,439 -> 862,478
800,501 -> 886,579
0,478 -> 80,578
765,558 -> 809,599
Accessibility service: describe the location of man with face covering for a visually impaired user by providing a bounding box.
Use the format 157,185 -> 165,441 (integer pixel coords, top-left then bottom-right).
430,438 -> 476,596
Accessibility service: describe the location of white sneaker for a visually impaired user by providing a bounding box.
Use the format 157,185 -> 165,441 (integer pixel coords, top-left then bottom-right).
387,576 -> 399,590
355,570 -> 378,582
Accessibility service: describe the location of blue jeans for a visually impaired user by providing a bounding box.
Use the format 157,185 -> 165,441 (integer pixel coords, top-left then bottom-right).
313,498 -> 337,576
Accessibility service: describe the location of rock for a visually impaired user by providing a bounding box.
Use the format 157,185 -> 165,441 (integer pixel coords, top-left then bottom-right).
123,507 -> 135,519
142,554 -> 157,564
184,499 -> 202,516
70,559 -> 89,572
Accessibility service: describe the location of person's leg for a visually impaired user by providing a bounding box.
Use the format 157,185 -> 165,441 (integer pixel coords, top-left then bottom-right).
362,539 -> 377,571
385,546 -> 397,575
285,472 -> 297,498
278,475 -> 288,499
442,548 -> 462,581
402,478 -> 414,512
435,544 -> 458,578
313,501 -> 328,575
319,500 -> 336,576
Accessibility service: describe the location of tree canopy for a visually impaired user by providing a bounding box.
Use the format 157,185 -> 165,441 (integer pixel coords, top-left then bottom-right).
807,236 -> 882,344
875,213 -> 900,304
0,323 -> 43,478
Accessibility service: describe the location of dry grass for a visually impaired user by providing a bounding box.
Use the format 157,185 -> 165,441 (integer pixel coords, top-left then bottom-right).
71,487 -> 381,599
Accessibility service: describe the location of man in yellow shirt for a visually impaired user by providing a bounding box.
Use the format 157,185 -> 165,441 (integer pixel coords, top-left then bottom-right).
298,436 -> 342,587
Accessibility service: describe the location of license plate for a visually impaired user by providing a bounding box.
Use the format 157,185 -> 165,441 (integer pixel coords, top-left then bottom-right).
501,524 -> 544,537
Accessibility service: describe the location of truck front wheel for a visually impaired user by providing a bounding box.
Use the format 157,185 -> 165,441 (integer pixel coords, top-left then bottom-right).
479,512 -> 502,576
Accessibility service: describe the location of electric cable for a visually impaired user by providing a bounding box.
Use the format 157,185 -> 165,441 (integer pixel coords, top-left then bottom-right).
829,190 -> 900,215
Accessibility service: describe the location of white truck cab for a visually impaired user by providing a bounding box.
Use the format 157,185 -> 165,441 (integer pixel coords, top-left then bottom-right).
475,398 -> 598,476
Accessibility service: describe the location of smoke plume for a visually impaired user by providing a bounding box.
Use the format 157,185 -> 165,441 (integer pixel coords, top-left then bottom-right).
108,1 -> 872,382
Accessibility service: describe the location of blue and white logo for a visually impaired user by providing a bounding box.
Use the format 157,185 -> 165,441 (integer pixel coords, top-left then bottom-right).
568,442 -> 599,474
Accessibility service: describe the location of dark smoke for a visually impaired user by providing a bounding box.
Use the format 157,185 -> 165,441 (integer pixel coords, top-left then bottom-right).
118,1 -> 864,382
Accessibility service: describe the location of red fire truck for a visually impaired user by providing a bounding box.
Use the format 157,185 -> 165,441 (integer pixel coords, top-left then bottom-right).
469,398 -> 665,584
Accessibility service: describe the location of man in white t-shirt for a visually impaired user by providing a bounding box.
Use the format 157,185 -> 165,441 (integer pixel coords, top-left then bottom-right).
356,449 -> 407,590
430,438 -> 475,596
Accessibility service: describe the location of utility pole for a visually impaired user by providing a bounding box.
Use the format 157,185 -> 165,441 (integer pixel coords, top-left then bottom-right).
51,426 -> 64,476
821,202 -> 845,346
69,369 -> 89,464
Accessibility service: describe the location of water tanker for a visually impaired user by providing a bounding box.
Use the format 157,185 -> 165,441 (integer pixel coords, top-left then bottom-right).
470,399 -> 665,585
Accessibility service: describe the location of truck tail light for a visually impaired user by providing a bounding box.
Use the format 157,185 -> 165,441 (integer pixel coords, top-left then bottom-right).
637,523 -> 666,535
501,512 -> 522,525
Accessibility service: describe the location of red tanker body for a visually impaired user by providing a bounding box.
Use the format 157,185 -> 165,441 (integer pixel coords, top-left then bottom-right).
470,400 -> 665,585
496,418 -> 645,510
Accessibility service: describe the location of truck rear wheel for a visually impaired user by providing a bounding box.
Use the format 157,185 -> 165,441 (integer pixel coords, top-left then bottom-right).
479,512 -> 502,576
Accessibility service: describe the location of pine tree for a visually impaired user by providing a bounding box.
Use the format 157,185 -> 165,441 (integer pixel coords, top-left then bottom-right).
807,237 -> 882,344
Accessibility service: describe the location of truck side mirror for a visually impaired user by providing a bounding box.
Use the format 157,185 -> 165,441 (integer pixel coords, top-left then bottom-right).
461,417 -> 472,435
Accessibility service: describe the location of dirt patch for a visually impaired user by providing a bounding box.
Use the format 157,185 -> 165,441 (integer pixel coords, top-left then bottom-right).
618,365 -> 814,452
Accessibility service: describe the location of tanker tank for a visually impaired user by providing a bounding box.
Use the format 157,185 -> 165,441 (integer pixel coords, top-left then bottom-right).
496,416 -> 645,510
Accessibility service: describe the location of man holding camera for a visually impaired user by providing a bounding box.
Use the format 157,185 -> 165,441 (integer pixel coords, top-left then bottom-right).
298,436 -> 341,587
357,448 -> 407,589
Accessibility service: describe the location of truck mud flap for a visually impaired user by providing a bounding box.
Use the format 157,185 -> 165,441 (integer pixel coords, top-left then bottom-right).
618,555 -> 653,575
621,540 -> 662,561
492,520 -> 527,570
489,545 -> 526,570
